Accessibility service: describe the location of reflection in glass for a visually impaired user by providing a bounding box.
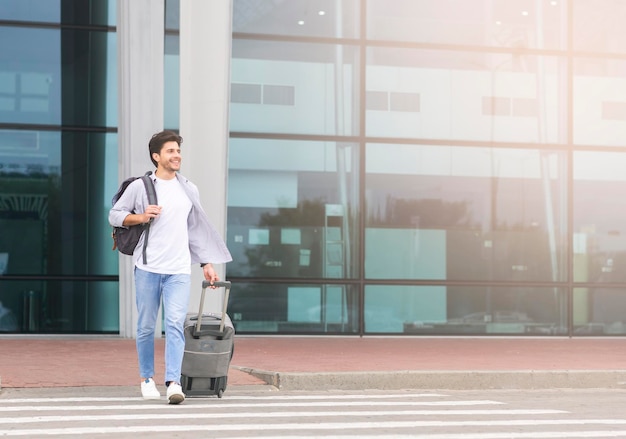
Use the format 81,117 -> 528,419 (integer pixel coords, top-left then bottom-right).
227,282 -> 359,334
573,0 -> 626,54
0,130 -> 118,277
164,34 -> 180,129
365,144 -> 568,282
226,138 -> 359,279
0,1 -> 115,27
59,29 -> 116,127
0,130 -> 119,334
573,151 -> 626,284
166,0 -> 180,31
0,129 -> 60,292
365,285 -> 567,335
0,280 -> 119,333
574,287 -> 626,335
0,27 -> 116,127
366,47 -> 566,143
367,0 -> 566,50
0,27 -> 61,125
233,0 -> 360,38
0,0 -> 60,23
230,39 -> 360,136
573,58 -> 626,147
0,281 -> 45,333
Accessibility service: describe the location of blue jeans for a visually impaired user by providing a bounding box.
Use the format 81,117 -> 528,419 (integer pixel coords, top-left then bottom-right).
134,267 -> 191,384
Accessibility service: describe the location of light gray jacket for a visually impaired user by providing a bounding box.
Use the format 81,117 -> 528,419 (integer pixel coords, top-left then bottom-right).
108,172 -> 232,266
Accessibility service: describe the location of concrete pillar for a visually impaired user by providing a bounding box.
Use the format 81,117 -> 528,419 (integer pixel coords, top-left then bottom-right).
117,0 -> 164,338
179,0 -> 233,314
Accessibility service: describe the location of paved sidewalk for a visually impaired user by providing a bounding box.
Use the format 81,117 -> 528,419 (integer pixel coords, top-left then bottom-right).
1,336 -> 626,391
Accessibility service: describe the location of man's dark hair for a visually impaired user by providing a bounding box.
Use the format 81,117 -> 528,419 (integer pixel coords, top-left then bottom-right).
148,130 -> 183,167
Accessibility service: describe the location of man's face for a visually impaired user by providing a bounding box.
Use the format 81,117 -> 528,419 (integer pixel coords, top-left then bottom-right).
154,140 -> 181,172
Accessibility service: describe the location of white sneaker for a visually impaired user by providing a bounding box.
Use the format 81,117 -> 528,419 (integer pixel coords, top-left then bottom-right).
140,378 -> 161,400
166,382 -> 185,405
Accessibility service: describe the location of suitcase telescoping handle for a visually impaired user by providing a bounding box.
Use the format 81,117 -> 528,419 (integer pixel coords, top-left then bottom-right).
195,280 -> 231,336
201,280 -> 231,289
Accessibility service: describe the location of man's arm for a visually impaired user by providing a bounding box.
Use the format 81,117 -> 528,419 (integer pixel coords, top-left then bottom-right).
122,206 -> 161,226
109,179 -> 160,227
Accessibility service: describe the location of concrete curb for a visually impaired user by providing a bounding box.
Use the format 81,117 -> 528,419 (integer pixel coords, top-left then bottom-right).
236,368 -> 626,391
4,370 -> 626,393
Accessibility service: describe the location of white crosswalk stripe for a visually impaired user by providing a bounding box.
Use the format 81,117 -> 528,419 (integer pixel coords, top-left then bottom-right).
0,393 -> 448,403
0,392 -> 625,438
0,399 -> 504,412
0,408 -> 567,424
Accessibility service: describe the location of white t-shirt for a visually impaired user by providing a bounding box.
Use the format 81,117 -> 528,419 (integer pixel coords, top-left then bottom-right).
136,176 -> 193,274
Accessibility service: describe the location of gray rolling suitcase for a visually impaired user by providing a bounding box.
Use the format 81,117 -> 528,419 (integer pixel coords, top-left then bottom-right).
181,280 -> 234,398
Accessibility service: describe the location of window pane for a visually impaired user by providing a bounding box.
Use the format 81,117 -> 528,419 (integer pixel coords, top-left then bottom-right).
164,34 -> 180,130
60,29 -> 117,127
365,144 -> 568,282
60,1 -> 115,26
0,27 -> 61,125
0,27 -> 116,127
166,0 -> 180,31
233,0 -> 360,39
573,0 -> 626,54
366,47 -> 567,143
0,130 -> 119,277
54,131 -> 119,276
230,39 -> 360,136
573,58 -> 626,147
365,285 -> 567,335
0,0 -> 115,26
1,129 -> 60,279
228,282 -> 359,334
0,279 -> 118,334
367,0 -> 567,50
573,151 -> 626,284
0,0 -> 60,22
227,138 -> 360,279
574,287 -> 626,335
0,280 -> 46,333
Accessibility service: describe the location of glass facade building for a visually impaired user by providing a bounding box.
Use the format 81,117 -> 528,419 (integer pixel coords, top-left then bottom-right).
2,1 -> 626,336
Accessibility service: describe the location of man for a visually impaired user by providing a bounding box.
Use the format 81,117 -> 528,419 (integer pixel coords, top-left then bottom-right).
109,130 -> 232,404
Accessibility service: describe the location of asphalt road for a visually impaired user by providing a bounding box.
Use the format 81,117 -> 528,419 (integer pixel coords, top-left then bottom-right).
2,387 -> 626,438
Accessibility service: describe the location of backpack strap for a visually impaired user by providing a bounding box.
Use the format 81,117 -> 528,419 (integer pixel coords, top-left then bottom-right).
139,171 -> 158,265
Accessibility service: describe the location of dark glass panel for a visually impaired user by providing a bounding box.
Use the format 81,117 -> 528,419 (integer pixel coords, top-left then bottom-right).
0,130 -> 118,277
60,0 -> 115,27
0,279 -> 118,334
60,29 -> 116,127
